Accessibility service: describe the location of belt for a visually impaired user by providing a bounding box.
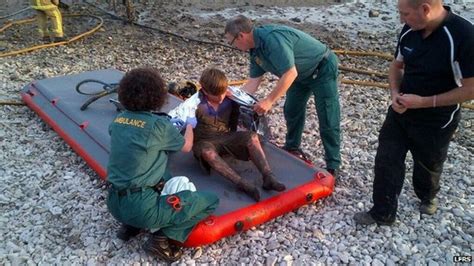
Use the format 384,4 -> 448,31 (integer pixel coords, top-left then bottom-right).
114,180 -> 165,198
117,187 -> 143,197
312,48 -> 332,79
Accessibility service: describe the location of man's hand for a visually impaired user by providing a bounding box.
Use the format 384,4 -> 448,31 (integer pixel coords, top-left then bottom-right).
254,98 -> 273,115
391,93 -> 407,114
388,60 -> 406,113
396,94 -> 426,109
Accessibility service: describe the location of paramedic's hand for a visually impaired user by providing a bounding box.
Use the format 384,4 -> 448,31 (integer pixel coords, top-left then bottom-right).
254,98 -> 273,115
52,0 -> 59,5
186,117 -> 197,128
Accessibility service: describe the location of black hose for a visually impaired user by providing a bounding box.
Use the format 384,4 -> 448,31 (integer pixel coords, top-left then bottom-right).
75,79 -> 118,110
0,7 -> 32,20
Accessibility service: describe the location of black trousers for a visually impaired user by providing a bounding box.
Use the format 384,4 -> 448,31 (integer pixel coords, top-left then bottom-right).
369,107 -> 459,223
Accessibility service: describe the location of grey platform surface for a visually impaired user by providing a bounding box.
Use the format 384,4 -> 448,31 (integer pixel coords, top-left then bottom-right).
25,69 -> 321,216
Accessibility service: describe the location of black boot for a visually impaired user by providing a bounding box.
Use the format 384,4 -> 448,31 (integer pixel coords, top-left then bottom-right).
237,179 -> 261,202
282,147 -> 313,164
53,36 -> 66,43
116,224 -> 140,241
143,233 -> 183,262
326,168 -> 339,179
420,199 -> 438,215
353,211 -> 394,226
262,174 -> 286,192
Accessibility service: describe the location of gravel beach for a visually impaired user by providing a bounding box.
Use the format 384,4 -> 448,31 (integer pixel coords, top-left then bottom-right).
1,0 -> 473,264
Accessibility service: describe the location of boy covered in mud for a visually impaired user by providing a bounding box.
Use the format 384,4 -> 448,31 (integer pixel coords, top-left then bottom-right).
107,67 -> 219,262
192,68 -> 286,202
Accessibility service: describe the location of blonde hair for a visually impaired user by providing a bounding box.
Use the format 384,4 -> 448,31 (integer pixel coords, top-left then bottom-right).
199,68 -> 228,96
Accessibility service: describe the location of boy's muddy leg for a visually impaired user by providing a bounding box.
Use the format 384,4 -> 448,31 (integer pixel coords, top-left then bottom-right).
247,134 -> 286,192
201,147 -> 260,201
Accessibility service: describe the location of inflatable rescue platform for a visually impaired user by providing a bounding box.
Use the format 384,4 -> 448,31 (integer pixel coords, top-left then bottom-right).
20,69 -> 335,247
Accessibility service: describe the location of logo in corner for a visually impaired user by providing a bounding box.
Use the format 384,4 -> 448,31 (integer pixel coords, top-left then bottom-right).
403,46 -> 414,54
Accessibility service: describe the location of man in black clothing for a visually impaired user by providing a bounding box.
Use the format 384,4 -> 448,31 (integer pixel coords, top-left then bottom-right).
354,0 -> 474,225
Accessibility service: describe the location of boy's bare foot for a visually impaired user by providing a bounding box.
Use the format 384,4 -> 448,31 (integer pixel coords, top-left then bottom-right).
262,174 -> 286,192
237,180 -> 261,201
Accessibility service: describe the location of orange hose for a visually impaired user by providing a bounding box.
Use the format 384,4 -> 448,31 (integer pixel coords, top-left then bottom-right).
339,66 -> 388,78
334,49 -> 393,60
0,14 -> 103,57
340,79 -> 389,89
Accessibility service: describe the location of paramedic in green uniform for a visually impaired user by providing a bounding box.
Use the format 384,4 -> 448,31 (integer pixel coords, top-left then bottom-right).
107,67 -> 219,262
225,15 -> 341,177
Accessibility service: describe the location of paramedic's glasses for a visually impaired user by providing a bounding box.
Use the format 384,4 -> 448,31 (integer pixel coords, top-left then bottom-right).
228,34 -> 238,46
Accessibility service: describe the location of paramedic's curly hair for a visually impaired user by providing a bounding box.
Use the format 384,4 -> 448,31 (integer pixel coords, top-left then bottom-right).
118,67 -> 167,111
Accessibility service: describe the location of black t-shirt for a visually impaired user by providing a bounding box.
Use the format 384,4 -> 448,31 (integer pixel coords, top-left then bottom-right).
193,91 -> 240,141
394,6 -> 474,125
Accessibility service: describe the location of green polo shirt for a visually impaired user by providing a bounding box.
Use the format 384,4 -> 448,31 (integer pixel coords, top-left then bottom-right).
249,25 -> 328,81
107,110 -> 184,189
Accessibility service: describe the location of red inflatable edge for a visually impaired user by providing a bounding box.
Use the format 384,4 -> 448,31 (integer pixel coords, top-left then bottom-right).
22,86 -> 108,178
183,174 -> 334,247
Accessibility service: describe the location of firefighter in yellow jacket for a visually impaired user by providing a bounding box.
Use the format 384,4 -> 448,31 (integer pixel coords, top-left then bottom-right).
30,0 -> 64,42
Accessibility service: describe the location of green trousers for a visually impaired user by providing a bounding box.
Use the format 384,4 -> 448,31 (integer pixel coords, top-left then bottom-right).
284,52 -> 341,169
108,188 -> 219,243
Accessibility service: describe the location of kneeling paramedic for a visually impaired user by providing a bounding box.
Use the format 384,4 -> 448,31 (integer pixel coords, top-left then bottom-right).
106,67 -> 219,262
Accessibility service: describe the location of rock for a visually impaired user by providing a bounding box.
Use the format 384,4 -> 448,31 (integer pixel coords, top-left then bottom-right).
338,252 -> 350,264
386,258 -> 396,266
7,254 -> 23,265
369,10 -> 380,17
266,240 -> 280,251
290,17 -> 301,23
452,236 -> 464,245
283,255 -> 293,264
265,256 -> 278,266
239,257 -> 250,264
452,208 -> 464,216
192,247 -> 202,259
372,258 -> 384,266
